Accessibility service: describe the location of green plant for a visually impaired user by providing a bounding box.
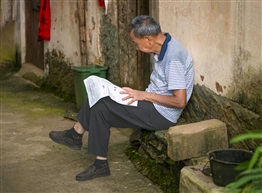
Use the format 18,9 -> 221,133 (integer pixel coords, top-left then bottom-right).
226,131 -> 262,193
41,49 -> 75,102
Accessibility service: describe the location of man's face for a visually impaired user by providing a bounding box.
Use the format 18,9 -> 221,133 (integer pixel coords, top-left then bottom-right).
129,30 -> 154,53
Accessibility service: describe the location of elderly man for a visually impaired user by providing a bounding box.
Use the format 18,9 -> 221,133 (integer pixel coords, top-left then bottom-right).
49,15 -> 194,181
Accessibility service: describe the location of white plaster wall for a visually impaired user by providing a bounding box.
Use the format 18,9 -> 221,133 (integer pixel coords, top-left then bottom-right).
0,0 -> 22,62
46,0 -> 81,66
236,3 -> 262,69
85,0 -> 104,64
85,0 -> 118,65
0,0 -> 13,26
158,0 -> 261,97
19,0 -> 26,63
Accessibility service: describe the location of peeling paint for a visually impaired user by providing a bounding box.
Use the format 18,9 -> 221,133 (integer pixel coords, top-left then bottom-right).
88,30 -> 92,45
74,10 -> 78,24
91,16 -> 95,30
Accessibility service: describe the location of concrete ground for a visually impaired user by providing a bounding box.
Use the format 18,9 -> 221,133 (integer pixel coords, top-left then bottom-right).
1,68 -> 163,193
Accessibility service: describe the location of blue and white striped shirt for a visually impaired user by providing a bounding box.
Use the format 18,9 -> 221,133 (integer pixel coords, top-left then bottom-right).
145,33 -> 194,123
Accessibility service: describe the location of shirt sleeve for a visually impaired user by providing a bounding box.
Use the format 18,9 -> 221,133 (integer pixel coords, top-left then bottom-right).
166,60 -> 186,90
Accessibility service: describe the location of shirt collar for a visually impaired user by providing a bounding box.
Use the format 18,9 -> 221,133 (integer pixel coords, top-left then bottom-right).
157,33 -> 171,61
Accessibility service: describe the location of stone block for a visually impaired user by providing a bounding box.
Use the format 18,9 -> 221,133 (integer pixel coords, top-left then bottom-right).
183,156 -> 209,166
179,165 -> 226,193
167,119 -> 228,161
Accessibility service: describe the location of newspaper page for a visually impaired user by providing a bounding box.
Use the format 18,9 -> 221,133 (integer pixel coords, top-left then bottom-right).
84,75 -> 138,108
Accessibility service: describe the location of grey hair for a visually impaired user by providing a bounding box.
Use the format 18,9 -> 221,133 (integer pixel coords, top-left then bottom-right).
129,15 -> 161,37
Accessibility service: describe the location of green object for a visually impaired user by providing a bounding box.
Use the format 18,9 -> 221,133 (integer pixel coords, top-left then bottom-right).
72,65 -> 108,111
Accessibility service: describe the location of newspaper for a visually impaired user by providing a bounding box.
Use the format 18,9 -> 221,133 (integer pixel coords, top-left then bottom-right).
84,75 -> 138,108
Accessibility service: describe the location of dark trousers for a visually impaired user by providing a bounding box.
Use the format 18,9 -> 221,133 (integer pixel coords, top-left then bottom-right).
77,97 -> 175,157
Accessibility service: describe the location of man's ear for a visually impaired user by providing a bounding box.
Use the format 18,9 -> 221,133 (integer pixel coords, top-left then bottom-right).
144,36 -> 153,44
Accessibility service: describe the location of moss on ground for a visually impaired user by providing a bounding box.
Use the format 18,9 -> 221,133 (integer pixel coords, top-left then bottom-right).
0,90 -> 65,120
125,146 -> 184,193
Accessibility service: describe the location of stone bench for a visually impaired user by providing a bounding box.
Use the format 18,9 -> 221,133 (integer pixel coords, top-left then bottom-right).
166,119 -> 228,193
126,119 -> 229,192
167,119 -> 228,161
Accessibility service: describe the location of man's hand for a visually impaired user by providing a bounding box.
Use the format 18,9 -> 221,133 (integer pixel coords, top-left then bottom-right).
120,87 -> 145,105
120,87 -> 186,109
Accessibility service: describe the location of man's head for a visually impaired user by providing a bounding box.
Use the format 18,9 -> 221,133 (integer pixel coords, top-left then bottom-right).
129,15 -> 161,38
129,15 -> 162,53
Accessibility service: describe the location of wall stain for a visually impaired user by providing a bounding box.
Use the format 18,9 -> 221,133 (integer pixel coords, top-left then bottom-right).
74,10 -> 78,24
228,46 -> 262,115
216,82 -> 223,93
230,70 -> 262,115
91,16 -> 95,30
200,75 -> 204,81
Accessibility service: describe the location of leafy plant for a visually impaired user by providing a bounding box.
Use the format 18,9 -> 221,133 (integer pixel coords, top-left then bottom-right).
41,49 -> 75,102
226,131 -> 262,193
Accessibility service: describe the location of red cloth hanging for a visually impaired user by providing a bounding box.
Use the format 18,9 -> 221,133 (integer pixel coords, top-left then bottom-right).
98,0 -> 105,8
38,0 -> 51,41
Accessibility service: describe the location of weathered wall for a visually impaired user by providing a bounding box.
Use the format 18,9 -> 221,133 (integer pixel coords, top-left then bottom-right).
116,1 -> 138,87
156,0 -> 261,114
46,1 -> 81,66
0,0 -> 20,65
100,0 -> 120,85
45,1 -> 107,67
85,0 -> 104,65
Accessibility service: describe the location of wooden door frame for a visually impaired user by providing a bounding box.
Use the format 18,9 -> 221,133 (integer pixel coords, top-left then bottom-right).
136,0 -> 150,90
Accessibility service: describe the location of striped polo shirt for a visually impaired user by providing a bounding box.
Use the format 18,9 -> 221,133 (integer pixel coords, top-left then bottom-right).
145,33 -> 194,123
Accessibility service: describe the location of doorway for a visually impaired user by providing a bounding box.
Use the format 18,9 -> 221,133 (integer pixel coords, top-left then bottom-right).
24,0 -> 44,70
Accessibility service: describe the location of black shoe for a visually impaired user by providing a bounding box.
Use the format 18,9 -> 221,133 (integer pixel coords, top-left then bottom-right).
49,130 -> 82,150
76,164 -> 111,181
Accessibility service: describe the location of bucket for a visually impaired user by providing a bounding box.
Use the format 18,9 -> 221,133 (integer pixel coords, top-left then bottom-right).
207,149 -> 253,187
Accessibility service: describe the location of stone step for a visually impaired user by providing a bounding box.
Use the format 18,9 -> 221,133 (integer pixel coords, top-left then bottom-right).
167,119 -> 228,161
179,165 -> 226,193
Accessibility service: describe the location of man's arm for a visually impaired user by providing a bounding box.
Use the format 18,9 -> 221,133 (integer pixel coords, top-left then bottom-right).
120,87 -> 187,109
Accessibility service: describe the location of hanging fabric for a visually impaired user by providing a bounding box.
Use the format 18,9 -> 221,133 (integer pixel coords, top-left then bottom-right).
98,0 -> 108,14
38,0 -> 51,41
98,0 -> 105,8
104,0 -> 108,14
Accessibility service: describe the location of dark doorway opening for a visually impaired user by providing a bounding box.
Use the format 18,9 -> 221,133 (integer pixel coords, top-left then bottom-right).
24,0 -> 44,70
136,0 -> 150,90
